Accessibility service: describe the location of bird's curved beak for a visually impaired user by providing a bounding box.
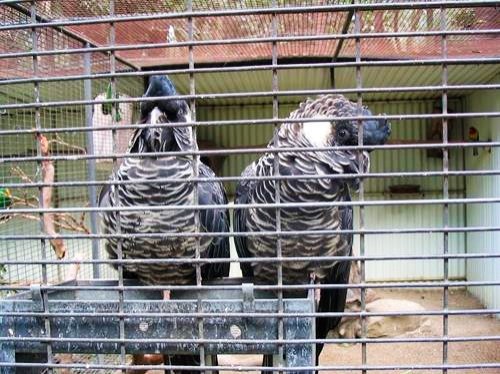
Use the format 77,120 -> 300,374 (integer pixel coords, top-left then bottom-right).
362,117 -> 391,147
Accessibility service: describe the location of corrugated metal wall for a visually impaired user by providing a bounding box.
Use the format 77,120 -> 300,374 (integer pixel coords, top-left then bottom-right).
197,99 -> 465,195
353,193 -> 465,281
197,99 -> 466,281
464,74 -> 500,311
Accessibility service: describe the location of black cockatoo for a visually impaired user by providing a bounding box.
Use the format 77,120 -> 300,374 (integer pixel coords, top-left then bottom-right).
99,75 -> 230,372
234,94 -> 390,368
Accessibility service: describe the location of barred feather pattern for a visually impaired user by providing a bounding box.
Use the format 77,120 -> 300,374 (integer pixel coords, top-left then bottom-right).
100,107 -> 229,286
235,94 -> 373,288
101,157 -> 208,285
239,160 -> 351,288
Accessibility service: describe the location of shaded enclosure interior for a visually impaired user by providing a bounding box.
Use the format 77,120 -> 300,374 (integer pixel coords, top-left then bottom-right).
0,0 -> 499,361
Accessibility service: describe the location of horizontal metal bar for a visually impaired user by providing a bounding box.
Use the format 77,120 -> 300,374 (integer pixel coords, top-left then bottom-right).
1,335 -> 498,345
2,225 -> 499,242
0,140 -> 499,166
2,108 -> 500,137
1,308 -> 498,319
1,57 -> 499,87
2,169 -> 500,191
2,28 -> 499,61
0,362 -> 498,372
1,197 -> 499,216
2,87 -> 500,110
1,253 -> 499,267
1,1 -> 496,31
1,280 -> 498,292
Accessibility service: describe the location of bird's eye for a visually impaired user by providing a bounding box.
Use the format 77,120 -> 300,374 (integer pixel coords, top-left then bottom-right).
338,129 -> 348,138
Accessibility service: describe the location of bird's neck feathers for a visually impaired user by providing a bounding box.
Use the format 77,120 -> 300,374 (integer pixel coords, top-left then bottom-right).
128,107 -> 196,154
172,109 -> 197,153
149,106 -> 164,125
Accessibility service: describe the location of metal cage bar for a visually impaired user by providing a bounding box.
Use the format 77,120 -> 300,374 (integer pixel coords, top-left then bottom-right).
440,6 -> 450,374
0,0 -> 499,372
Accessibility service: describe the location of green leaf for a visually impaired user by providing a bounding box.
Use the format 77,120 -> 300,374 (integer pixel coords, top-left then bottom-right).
101,83 -> 113,115
102,82 -> 121,120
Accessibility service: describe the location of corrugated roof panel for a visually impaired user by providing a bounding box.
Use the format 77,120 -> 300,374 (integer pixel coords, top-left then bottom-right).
170,70 -> 274,106
334,64 -> 500,101
165,64 -> 500,106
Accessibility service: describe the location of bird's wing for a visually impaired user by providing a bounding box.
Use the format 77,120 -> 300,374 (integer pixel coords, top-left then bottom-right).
233,163 -> 257,278
316,189 -> 353,344
198,162 -> 231,280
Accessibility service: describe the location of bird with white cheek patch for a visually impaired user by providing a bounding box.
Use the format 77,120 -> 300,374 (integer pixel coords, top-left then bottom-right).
302,116 -> 334,147
234,94 -> 391,369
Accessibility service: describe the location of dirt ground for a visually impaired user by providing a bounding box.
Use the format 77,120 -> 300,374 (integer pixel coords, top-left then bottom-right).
217,288 -> 500,374
317,288 -> 500,374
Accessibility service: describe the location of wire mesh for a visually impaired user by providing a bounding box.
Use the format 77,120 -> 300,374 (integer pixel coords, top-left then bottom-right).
0,0 -> 499,372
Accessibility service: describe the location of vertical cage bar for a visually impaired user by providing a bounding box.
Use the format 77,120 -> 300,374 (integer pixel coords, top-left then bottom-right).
83,43 -> 101,280
270,0 -> 284,371
30,1 -> 53,371
186,0 -> 205,370
354,5 -> 367,374
330,1 -> 354,88
107,0 -> 126,369
460,97 -> 468,279
440,6 -> 450,374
